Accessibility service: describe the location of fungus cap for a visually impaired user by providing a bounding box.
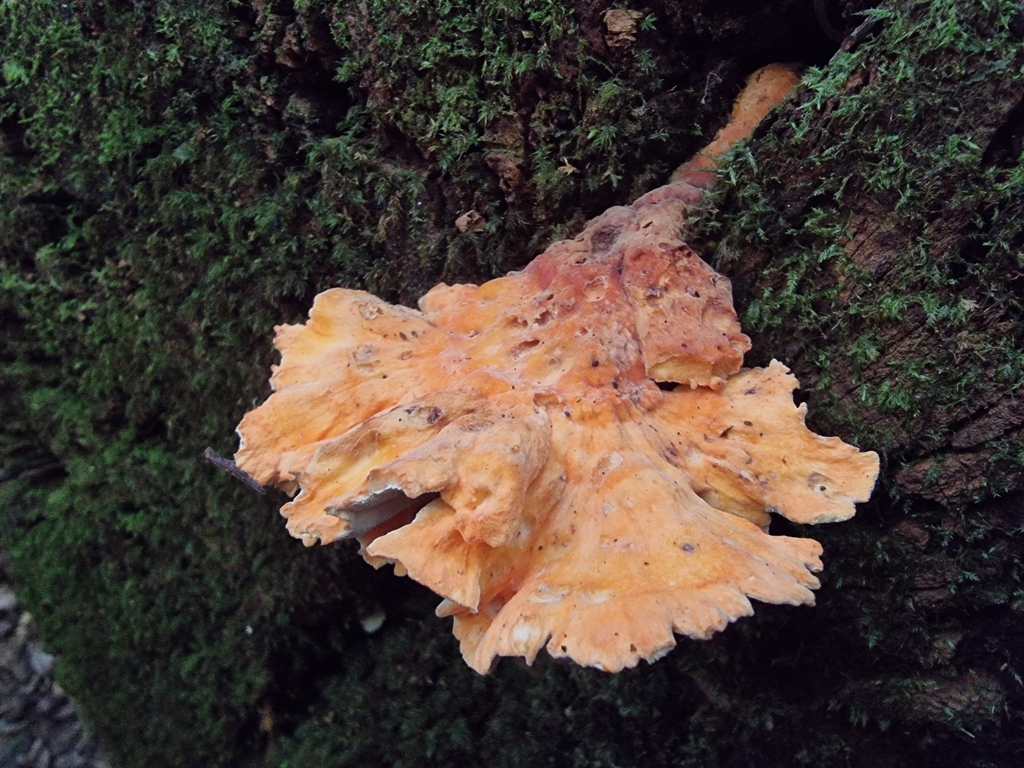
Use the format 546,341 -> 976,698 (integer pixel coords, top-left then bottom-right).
234,65 -> 880,673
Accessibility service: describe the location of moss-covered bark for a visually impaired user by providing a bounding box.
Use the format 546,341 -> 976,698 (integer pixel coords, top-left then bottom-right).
690,0 -> 1024,759
1,1 -> 1021,766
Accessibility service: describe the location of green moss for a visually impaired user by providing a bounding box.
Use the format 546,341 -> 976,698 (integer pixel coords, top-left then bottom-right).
696,0 -> 1024,460
3,0 -> 1023,766
0,0 -> 723,764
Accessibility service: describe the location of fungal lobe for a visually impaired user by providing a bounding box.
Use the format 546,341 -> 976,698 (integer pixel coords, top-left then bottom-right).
234,64 -> 879,673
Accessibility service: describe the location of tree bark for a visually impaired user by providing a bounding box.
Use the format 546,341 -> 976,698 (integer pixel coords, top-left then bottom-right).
688,1 -> 1024,760
2,1 -> 1023,766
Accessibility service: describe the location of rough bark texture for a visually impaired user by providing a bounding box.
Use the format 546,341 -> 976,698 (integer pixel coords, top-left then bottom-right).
688,2 -> 1024,761
1,1 -> 1022,767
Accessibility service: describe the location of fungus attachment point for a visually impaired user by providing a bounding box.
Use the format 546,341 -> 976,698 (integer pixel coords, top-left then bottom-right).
234,65 -> 879,673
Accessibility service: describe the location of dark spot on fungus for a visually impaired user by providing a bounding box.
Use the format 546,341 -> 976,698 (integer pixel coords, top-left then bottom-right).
591,359 -> 600,367
743,420 -> 753,426
629,643 -> 637,652
399,332 -> 407,340
720,426 -> 733,438
427,408 -> 443,425
682,543 -> 695,552
612,380 -> 619,389
561,645 -> 567,652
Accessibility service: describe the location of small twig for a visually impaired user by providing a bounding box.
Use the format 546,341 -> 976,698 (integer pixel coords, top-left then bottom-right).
701,72 -> 722,105
0,464 -> 64,482
841,17 -> 882,52
203,448 -> 266,495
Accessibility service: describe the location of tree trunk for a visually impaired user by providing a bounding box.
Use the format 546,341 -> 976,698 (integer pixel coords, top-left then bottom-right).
1,1 -> 1022,766
689,1 -> 1024,760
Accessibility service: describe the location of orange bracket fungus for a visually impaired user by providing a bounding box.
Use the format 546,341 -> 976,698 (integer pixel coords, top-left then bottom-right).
234,65 -> 879,673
